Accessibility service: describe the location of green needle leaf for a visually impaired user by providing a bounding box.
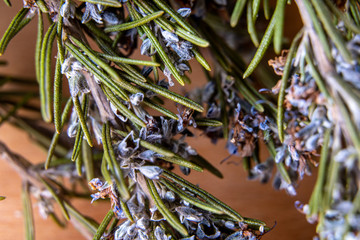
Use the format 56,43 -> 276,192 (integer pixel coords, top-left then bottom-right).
82,140 -> 94,182
273,0 -> 286,54
230,0 -> 247,27
104,11 -> 164,32
65,203 -> 98,235
161,179 -> 224,215
73,96 -> 93,147
3,0 -> 11,7
22,182 -> 34,240
71,126 -> 84,162
263,0 -> 270,20
252,0 -> 261,22
39,22 -> 57,122
103,122 -> 130,200
36,0 -> 49,12
53,55 -> 63,133
307,128 -> 331,217
194,119 -> 223,127
192,48 -> 211,71
38,175 -> 70,221
243,6 -> 276,78
0,8 -> 29,55
160,155 -> 203,172
162,170 -> 244,223
78,0 -> 121,7
126,76 -> 204,112
35,12 -> 43,83
247,1 -> 259,47
93,209 -> 114,240
143,99 -> 179,120
146,178 -> 188,237
45,98 -> 72,169
189,154 -> 223,179
98,53 -> 160,67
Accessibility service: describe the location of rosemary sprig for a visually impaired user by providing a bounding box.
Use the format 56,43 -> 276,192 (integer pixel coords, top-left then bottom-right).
4,0 -> 360,239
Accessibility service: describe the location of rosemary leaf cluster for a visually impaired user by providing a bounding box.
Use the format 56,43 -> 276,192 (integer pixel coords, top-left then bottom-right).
0,0 -> 360,240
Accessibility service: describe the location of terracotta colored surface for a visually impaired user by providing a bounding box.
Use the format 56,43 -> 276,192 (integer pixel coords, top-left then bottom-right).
0,2 -> 316,239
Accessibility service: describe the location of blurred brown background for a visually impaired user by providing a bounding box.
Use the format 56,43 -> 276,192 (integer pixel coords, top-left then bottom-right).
0,1 -> 316,239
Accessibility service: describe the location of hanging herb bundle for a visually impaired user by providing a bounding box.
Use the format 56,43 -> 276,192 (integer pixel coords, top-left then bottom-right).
0,0 -> 360,239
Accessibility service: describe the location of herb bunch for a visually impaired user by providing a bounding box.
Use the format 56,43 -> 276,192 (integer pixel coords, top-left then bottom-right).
0,0 -> 360,239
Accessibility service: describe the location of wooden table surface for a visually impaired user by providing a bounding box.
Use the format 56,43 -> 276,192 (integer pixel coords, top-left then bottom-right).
0,2 -> 316,239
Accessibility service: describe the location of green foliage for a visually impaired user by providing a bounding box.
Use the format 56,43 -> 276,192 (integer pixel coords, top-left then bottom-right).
1,0 -> 360,239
